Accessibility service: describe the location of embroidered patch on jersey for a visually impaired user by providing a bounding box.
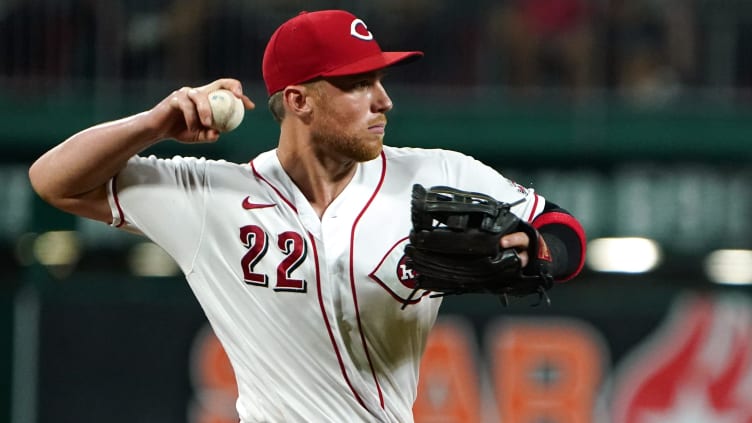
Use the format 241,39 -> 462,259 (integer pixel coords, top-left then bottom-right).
508,179 -> 529,196
368,237 -> 430,305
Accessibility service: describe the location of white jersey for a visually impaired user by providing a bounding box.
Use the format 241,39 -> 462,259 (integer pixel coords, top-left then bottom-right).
107,145 -> 546,423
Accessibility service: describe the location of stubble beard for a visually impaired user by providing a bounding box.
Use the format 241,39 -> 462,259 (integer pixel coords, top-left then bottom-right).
311,116 -> 383,163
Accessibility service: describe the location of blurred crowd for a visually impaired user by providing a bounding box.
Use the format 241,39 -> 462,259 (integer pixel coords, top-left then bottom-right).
1,0 -> 750,103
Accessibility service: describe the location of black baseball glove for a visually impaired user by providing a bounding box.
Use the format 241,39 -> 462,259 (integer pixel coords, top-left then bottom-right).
403,184 -> 554,307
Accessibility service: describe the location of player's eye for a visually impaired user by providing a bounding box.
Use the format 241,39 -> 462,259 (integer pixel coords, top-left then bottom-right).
330,72 -> 384,91
354,80 -> 371,89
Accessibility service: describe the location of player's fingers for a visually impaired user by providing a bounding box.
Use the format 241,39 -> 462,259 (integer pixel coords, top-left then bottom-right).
500,231 -> 530,249
203,78 -> 256,110
173,87 -> 203,132
204,77 -> 239,91
241,95 -> 256,110
192,127 -> 221,143
517,250 -> 530,268
187,88 -> 214,128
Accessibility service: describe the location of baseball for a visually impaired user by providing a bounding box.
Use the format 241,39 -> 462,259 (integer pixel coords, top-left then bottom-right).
208,89 -> 244,132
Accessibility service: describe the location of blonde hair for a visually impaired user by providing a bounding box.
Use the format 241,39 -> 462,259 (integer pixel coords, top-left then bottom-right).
268,91 -> 285,124
267,81 -> 323,124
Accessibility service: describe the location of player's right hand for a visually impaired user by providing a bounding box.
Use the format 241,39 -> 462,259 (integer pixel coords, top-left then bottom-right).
147,78 -> 255,144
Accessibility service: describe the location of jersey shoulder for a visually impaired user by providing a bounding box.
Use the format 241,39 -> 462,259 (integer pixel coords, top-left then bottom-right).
122,154 -> 255,193
381,145 -> 479,174
129,154 -> 248,171
382,145 -> 472,161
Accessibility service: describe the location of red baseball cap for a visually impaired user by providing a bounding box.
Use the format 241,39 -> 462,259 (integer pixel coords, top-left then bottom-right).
262,10 -> 424,95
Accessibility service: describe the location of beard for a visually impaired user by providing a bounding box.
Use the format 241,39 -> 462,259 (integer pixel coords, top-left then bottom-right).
311,126 -> 383,162
309,97 -> 384,162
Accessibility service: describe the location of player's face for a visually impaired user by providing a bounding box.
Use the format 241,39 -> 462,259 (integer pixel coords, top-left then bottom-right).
309,71 -> 392,162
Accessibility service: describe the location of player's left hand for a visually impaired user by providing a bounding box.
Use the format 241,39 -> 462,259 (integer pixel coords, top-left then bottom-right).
404,184 -> 554,304
501,232 -> 530,268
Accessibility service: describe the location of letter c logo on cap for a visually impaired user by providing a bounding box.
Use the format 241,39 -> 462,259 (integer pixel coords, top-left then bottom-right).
350,19 -> 373,41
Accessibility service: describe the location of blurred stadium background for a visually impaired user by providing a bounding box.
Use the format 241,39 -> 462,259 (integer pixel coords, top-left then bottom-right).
2,0 -> 752,422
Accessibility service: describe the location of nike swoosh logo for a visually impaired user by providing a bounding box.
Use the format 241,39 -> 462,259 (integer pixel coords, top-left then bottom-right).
242,196 -> 276,210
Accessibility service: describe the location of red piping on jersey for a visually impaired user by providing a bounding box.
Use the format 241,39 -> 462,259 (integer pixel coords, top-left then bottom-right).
307,232 -> 368,410
526,193 -> 540,222
367,236 -> 431,305
250,160 -> 298,213
348,151 -> 387,409
532,211 -> 587,281
111,175 -> 126,228
251,159 -> 370,412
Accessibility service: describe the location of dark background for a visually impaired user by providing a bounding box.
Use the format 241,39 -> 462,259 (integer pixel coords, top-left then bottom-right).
2,0 -> 752,421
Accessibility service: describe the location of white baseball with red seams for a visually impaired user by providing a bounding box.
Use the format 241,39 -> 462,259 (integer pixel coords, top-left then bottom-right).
208,89 -> 244,132
106,145 -> 546,422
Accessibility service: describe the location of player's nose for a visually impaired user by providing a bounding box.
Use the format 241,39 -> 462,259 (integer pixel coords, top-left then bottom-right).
372,81 -> 393,113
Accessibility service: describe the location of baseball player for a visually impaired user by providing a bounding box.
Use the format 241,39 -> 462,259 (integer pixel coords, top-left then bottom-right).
29,9 -> 586,423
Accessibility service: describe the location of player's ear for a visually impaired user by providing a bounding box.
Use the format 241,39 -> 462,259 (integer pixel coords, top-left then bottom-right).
283,85 -> 313,119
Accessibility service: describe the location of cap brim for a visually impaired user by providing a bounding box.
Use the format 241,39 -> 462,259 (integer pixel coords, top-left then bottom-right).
321,51 -> 424,78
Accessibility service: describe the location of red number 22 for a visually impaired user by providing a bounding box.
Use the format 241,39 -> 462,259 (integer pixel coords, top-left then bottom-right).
239,225 -> 307,292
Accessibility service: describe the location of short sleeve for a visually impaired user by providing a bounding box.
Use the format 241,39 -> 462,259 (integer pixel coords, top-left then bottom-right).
106,155 -> 208,271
